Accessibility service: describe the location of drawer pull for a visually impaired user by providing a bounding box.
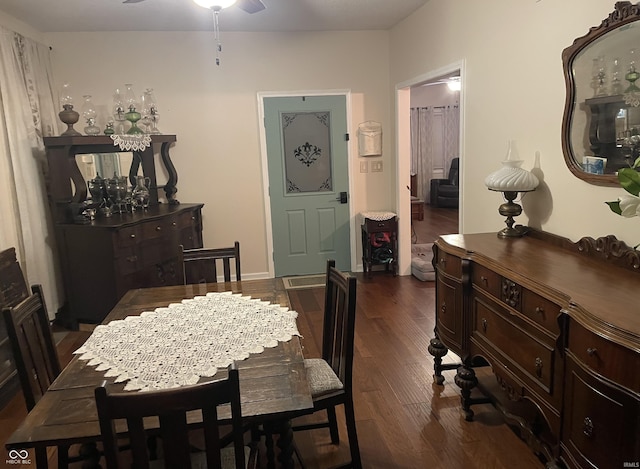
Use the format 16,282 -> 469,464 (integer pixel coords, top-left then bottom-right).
130,234 -> 136,239
192,216 -> 196,221
439,258 -> 446,266
440,302 -> 446,314
534,357 -> 543,378
171,222 -> 177,226
535,306 -> 544,315
155,226 -> 162,231
583,417 -> 594,438
481,318 -> 487,333
586,347 -> 598,357
126,255 -> 138,263
480,275 -> 488,285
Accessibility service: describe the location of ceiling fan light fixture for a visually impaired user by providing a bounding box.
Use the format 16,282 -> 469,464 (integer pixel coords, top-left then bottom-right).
193,0 -> 237,10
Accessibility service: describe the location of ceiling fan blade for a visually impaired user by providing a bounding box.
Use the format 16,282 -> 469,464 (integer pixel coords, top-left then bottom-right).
236,0 -> 265,14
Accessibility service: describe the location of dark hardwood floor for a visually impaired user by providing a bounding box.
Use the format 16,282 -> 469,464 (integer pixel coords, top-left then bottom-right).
0,204 -> 543,468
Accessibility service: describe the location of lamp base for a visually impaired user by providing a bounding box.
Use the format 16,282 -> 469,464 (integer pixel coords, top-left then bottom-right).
497,191 -> 526,238
497,224 -> 530,238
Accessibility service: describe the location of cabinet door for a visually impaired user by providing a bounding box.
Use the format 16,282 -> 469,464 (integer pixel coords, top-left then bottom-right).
562,355 -> 639,469
435,274 -> 463,354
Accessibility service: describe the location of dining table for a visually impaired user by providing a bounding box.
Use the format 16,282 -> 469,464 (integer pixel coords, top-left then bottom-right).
5,278 -> 313,468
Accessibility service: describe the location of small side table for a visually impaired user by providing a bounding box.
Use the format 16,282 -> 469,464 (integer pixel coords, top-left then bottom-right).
361,214 -> 398,277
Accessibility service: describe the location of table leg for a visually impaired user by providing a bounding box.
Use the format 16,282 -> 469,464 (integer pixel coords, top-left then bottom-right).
275,419 -> 296,469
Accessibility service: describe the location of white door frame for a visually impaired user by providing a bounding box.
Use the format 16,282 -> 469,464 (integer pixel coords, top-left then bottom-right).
394,61 -> 465,275
257,90 -> 355,278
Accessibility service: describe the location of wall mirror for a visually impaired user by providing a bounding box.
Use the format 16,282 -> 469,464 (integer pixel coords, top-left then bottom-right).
562,1 -> 640,186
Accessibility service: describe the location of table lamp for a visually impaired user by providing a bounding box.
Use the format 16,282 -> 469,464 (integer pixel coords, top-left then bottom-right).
484,143 -> 539,238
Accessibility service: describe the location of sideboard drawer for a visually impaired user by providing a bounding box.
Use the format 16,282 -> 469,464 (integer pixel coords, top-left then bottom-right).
474,299 -> 555,393
115,225 -> 140,249
363,217 -> 397,233
568,319 -> 639,393
562,356 -> 639,469
435,251 -> 462,278
472,264 -> 501,298
521,289 -> 561,336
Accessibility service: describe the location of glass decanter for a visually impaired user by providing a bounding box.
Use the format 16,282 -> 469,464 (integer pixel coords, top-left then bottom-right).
132,175 -> 151,210
81,95 -> 101,135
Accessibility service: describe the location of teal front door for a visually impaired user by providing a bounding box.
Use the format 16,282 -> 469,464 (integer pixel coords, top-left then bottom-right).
264,95 -> 351,277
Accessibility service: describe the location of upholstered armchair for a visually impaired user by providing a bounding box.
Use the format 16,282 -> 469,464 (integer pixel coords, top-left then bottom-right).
430,157 -> 459,208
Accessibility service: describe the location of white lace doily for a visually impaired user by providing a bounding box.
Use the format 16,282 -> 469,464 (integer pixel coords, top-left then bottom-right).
110,134 -> 152,151
361,211 -> 396,222
73,292 -> 300,392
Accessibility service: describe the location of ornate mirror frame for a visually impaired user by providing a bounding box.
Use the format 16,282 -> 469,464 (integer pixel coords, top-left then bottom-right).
561,1 -> 640,186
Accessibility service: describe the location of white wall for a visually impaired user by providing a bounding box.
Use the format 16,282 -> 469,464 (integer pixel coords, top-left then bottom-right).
42,30 -> 391,277
391,0 -> 639,247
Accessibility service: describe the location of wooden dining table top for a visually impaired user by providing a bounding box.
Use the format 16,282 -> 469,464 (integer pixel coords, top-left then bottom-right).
5,278 -> 313,450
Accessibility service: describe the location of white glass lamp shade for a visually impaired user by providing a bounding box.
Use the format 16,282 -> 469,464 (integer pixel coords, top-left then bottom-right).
484,159 -> 539,192
193,0 -> 236,9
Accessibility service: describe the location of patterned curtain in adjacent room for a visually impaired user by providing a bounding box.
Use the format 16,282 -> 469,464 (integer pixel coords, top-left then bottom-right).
443,105 -> 460,176
410,106 -> 433,202
0,26 -> 62,316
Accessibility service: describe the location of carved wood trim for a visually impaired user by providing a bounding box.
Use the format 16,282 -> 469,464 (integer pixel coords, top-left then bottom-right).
601,1 -> 640,29
576,235 -> 640,271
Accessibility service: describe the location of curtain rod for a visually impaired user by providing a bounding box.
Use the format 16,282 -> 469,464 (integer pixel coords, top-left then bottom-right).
411,105 -> 459,110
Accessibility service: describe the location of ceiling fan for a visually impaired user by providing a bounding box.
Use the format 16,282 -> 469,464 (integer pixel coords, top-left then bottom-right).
122,0 -> 266,64
122,0 -> 266,14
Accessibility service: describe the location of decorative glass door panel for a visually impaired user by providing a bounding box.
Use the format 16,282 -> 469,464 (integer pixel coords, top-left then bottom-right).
282,112 -> 332,193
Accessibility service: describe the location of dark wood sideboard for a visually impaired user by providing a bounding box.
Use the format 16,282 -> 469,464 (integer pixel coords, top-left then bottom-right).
43,135 -> 204,328
428,230 -> 639,469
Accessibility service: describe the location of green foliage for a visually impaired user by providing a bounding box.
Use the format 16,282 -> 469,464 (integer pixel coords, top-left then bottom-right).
606,157 -> 640,215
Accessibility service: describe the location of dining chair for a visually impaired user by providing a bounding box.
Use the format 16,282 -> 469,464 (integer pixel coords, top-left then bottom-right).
182,241 -> 241,284
95,366 -> 258,469
2,284 -> 77,468
264,259 -> 361,469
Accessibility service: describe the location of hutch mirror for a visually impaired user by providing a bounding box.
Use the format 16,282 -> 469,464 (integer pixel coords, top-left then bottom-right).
561,1 -> 640,186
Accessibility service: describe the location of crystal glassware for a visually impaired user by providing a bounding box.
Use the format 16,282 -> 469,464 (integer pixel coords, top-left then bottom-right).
81,95 -> 101,135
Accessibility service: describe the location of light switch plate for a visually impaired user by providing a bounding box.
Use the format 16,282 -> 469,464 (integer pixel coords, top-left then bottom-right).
360,161 -> 368,173
371,161 -> 383,172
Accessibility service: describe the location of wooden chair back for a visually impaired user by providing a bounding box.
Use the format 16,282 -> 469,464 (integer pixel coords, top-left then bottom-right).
95,367 -> 247,469
322,259 -> 357,392
183,241 -> 241,284
0,247 -> 29,310
2,284 -> 61,411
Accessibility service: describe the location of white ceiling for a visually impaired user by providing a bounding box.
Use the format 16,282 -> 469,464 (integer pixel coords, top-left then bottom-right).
1,0 -> 430,33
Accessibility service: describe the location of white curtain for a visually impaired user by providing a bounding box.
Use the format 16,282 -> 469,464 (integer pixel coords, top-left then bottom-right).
410,107 -> 433,202
0,27 -> 62,317
443,105 -> 460,174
